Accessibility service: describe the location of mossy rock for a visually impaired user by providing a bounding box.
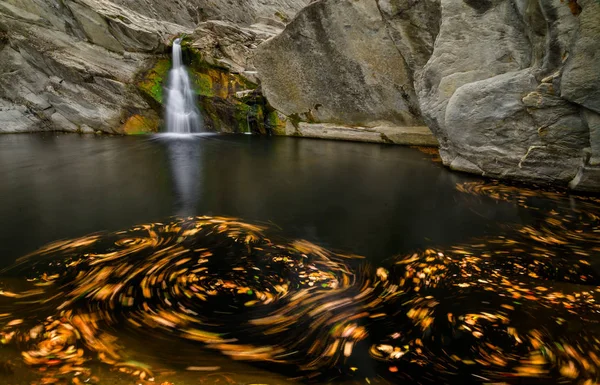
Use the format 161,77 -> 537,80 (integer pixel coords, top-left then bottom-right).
189,62 -> 257,100
121,113 -> 160,135
274,11 -> 290,23
194,73 -> 215,97
137,59 -> 170,104
267,110 -> 288,135
136,42 -> 282,135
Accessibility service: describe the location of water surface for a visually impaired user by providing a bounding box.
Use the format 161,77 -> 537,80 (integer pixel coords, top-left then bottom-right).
0,133 -> 519,266
0,133 -> 598,385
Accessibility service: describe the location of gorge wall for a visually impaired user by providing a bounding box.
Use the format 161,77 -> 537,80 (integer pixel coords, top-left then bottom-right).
416,0 -> 600,192
254,0 -> 441,145
0,0 -> 599,190
255,0 -> 600,191
0,0 -> 305,134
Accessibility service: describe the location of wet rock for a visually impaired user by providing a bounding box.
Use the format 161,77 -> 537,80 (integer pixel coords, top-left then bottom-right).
121,112 -> 160,134
569,164 -> 600,192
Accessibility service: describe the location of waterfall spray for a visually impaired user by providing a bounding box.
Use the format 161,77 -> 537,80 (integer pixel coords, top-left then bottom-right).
165,38 -> 203,133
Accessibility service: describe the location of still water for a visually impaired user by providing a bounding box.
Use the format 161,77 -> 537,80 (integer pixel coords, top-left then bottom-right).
0,133 -> 598,385
0,133 -> 517,267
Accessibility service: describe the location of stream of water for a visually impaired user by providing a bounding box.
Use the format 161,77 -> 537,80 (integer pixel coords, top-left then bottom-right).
165,38 -> 203,134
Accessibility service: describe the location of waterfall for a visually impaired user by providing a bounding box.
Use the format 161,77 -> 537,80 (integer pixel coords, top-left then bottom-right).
165,38 -> 203,134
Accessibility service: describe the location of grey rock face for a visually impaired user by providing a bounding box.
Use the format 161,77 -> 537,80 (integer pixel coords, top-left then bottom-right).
293,122 -> 438,146
66,1 -> 125,53
190,0 -> 309,26
561,0 -> 600,114
416,0 -> 533,146
255,0 -> 424,127
584,109 -> 600,166
190,20 -> 281,74
0,0 -> 188,133
0,25 -> 158,133
376,0 -> 441,71
0,98 -> 42,132
569,164 -> 600,192
0,0 -> 308,134
105,0 -> 308,27
415,0 -> 599,190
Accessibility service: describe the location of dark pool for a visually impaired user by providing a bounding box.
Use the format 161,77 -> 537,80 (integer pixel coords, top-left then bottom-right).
0,133 -> 521,267
0,133 -> 598,385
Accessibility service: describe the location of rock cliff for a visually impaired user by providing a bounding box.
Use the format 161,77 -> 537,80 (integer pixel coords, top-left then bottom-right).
255,0 -> 600,190
0,0 -> 305,134
416,0 -> 600,191
1,0 -> 598,190
254,0 -> 439,145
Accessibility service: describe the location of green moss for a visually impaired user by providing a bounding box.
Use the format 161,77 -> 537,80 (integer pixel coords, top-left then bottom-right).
194,73 -> 215,97
137,59 -> 170,104
183,45 -> 258,96
115,15 -> 131,24
179,34 -> 193,46
256,104 -> 264,124
288,113 -> 302,128
136,41 -> 276,134
267,110 -> 287,135
199,99 -> 224,131
274,11 -> 290,23
122,114 -> 159,135
236,74 -> 258,90
235,103 -> 252,133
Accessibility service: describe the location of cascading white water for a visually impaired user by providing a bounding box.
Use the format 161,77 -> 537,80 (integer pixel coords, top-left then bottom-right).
165,38 -> 203,133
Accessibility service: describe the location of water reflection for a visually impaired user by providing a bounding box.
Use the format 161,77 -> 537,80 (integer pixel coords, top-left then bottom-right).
0,134 -> 522,266
156,134 -> 214,215
0,134 -> 599,384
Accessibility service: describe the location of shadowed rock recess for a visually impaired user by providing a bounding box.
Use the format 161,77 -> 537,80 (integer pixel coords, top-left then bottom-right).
1,0 -> 599,190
